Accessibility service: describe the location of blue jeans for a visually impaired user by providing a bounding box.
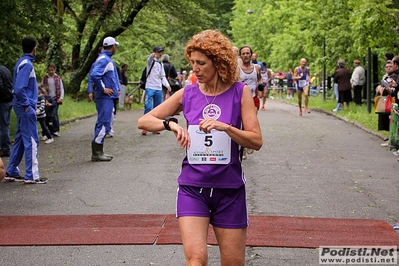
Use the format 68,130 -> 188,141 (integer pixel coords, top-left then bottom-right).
144,88 -> 162,114
0,101 -> 12,152
52,100 -> 60,133
334,83 -> 341,110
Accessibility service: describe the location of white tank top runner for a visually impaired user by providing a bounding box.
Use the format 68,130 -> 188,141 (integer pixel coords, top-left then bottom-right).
261,69 -> 269,84
239,64 -> 257,97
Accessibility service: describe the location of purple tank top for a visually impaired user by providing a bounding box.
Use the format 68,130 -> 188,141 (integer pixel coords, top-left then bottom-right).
178,82 -> 246,189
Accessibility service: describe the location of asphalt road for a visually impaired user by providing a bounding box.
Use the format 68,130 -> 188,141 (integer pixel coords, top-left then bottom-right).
0,99 -> 397,266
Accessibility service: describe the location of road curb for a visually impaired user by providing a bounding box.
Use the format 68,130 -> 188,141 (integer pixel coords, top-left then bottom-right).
313,108 -> 387,141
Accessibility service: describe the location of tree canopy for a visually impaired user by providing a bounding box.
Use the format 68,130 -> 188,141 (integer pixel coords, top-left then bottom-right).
230,0 -> 399,76
1,0 -> 398,96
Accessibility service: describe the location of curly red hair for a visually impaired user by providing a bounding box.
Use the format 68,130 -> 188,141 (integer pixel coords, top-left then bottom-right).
185,30 -> 239,84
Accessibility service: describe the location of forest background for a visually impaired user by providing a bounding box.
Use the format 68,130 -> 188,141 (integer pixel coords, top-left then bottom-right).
0,0 -> 398,98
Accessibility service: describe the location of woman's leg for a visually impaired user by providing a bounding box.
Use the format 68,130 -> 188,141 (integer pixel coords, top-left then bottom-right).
213,227 -> 247,266
179,216 -> 210,266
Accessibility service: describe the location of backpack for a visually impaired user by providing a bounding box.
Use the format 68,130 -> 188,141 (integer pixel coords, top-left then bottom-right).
139,61 -> 155,90
164,62 -> 181,92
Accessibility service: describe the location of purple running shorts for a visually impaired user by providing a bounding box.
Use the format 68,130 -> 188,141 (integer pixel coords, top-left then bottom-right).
176,184 -> 249,229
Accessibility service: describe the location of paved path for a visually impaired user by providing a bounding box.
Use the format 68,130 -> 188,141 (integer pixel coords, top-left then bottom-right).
0,100 -> 397,265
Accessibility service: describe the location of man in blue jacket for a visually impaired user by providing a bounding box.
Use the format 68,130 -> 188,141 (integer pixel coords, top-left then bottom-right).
89,37 -> 120,162
4,36 -> 47,184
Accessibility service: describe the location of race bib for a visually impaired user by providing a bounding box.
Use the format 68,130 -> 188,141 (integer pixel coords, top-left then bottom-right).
187,125 -> 231,164
298,80 -> 307,87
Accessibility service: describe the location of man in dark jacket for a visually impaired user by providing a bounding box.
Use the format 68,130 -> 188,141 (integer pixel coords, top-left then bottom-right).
0,64 -> 13,157
161,54 -> 179,100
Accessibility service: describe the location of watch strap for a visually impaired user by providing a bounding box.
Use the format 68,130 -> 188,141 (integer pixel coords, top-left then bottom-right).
163,116 -> 178,131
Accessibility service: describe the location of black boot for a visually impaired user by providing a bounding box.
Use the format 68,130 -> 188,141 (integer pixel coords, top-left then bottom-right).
91,142 -> 112,162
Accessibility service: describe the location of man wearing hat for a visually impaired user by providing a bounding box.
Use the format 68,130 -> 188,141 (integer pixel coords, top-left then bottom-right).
89,36 -> 120,161
141,46 -> 171,135
350,59 -> 365,105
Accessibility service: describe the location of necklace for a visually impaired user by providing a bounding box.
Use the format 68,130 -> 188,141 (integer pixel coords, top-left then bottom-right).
199,84 -> 218,108
204,94 -> 217,109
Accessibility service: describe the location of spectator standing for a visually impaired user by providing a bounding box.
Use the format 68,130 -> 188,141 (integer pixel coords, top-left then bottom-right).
286,68 -> 295,99
44,86 -> 56,138
119,63 -> 128,109
176,72 -> 184,89
87,46 -> 103,101
142,46 -> 171,135
375,61 -> 395,132
138,29 -> 262,266
187,70 -> 197,86
350,59 -> 365,105
391,56 -> 399,103
161,54 -> 178,100
89,36 -> 120,161
334,59 -> 352,111
0,64 -> 13,157
36,84 -> 54,144
310,73 -> 319,89
332,65 -> 341,112
41,63 -> 64,137
274,69 -> 285,99
4,36 -> 47,184
181,70 -> 187,87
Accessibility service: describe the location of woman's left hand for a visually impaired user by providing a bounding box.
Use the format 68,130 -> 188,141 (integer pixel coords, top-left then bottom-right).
199,118 -> 229,134
171,122 -> 191,149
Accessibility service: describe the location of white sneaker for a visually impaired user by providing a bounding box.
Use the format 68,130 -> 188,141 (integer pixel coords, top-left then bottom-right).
270,96 -> 274,100
41,136 -> 48,141
381,142 -> 389,147
393,150 -> 399,156
242,148 -> 247,160
53,132 -> 60,137
45,138 -> 54,144
106,133 -> 114,138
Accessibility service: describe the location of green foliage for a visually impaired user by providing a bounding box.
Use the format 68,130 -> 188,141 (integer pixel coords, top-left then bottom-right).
230,0 -> 399,78
0,0 -> 234,98
46,40 -> 64,74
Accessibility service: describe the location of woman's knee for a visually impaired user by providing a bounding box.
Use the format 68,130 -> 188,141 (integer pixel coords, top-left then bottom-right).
184,248 -> 208,266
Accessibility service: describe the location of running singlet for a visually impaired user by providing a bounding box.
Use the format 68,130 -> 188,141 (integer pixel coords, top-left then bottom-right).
261,68 -> 269,85
179,82 -> 246,189
239,65 -> 257,97
297,66 -> 309,89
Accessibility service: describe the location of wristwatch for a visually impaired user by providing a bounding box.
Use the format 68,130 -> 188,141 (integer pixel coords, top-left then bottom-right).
163,116 -> 178,131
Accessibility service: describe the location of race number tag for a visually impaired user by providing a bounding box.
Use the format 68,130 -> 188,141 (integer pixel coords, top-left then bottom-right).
298,80 -> 307,87
187,125 -> 231,164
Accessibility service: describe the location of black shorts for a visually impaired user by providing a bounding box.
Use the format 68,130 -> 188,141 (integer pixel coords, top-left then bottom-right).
257,84 -> 264,92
